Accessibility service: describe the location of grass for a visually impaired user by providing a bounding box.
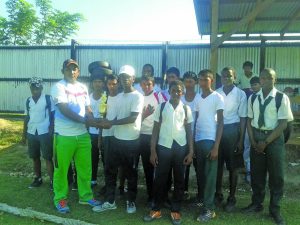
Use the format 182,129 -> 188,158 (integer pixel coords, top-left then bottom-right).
0,118 -> 23,150
0,118 -> 300,225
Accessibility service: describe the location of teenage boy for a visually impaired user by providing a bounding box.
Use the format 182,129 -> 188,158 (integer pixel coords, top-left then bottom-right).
144,80 -> 193,225
135,64 -> 161,94
51,59 -> 100,213
162,67 -> 180,100
244,76 -> 261,184
93,65 -> 144,214
138,75 -> 166,206
89,72 -> 105,187
242,68 -> 293,225
215,67 -> 247,212
236,61 -> 258,90
181,71 -> 201,200
22,77 -> 54,189
194,70 -> 224,222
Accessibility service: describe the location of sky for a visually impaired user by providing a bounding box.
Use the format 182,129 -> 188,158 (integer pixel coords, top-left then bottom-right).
0,0 -> 202,43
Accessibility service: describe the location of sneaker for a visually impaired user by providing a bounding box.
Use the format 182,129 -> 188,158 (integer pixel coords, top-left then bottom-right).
197,209 -> 216,222
29,177 -> 42,188
242,203 -> 263,213
143,210 -> 162,222
170,212 -> 181,225
56,200 -> 70,214
71,182 -> 78,191
92,201 -> 117,212
224,197 -> 236,212
126,201 -> 136,214
79,199 -> 101,207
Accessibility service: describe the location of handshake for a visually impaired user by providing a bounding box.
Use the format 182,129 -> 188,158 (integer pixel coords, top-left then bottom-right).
85,118 -> 114,129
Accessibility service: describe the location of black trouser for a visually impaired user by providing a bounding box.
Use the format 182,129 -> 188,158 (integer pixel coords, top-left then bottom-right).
90,134 -> 100,181
251,128 -> 285,214
152,141 -> 187,212
137,134 -> 154,200
216,123 -> 240,201
105,137 -> 139,203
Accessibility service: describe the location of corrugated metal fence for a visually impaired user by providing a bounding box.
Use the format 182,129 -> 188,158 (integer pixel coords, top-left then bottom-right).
0,43 -> 299,112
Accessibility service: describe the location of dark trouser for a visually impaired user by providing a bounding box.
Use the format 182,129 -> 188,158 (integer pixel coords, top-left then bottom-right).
216,123 -> 240,201
152,141 -> 187,213
105,137 -> 139,203
90,134 -> 100,181
195,140 -> 218,210
251,128 -> 285,214
138,134 -> 154,200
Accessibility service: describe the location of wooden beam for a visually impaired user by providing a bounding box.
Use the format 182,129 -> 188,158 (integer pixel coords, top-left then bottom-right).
210,0 -> 219,79
280,6 -> 300,36
246,0 -> 261,37
211,0 -> 275,49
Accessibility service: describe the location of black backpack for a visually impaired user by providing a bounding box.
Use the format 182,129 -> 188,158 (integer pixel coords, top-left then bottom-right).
251,92 -> 292,143
26,95 -> 52,122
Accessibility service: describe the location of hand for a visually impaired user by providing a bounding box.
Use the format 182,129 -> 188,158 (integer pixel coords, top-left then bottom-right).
101,119 -> 113,129
85,117 -> 99,128
256,141 -> 267,154
150,151 -> 158,167
183,153 -> 193,165
209,146 -> 218,160
142,105 -> 155,120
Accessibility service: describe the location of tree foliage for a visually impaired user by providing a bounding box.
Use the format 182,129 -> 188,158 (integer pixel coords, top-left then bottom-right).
0,0 -> 84,45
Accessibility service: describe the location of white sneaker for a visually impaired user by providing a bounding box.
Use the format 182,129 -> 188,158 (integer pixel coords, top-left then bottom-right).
92,201 -> 117,212
126,201 -> 136,214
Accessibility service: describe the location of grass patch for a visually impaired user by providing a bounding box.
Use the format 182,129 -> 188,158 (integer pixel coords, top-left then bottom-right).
0,212 -> 52,225
0,118 -> 23,151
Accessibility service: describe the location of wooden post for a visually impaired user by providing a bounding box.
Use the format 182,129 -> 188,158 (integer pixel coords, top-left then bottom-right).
260,39 -> 266,72
210,0 -> 219,87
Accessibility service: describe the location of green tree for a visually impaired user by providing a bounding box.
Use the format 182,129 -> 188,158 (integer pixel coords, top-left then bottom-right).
0,0 -> 84,45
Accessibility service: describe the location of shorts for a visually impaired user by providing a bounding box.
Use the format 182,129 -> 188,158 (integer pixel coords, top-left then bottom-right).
27,132 -> 53,160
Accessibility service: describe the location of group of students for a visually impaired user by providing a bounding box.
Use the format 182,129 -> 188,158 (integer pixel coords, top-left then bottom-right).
22,59 -> 293,225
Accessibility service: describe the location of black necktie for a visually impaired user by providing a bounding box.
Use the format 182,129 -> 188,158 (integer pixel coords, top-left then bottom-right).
258,95 -> 273,128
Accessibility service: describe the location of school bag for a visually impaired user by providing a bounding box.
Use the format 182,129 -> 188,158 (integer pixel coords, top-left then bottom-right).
26,95 -> 52,122
251,92 -> 292,143
153,91 -> 168,104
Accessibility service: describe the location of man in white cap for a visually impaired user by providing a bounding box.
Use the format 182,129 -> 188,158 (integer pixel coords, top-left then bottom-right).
93,65 -> 144,214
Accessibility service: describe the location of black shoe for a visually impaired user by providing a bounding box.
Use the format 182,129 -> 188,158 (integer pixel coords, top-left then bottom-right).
270,212 -> 286,225
29,177 -> 42,188
242,203 -> 263,213
224,197 -> 236,212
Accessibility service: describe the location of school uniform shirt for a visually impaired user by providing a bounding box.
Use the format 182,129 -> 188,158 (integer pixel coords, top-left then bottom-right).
153,101 -> 193,148
248,88 -> 293,130
217,86 -> 247,125
25,94 -> 55,135
181,93 -> 201,133
102,94 -> 121,137
114,90 -> 144,141
141,91 -> 166,135
89,93 -> 101,135
195,92 -> 224,142
51,80 -> 90,136
236,74 -> 258,89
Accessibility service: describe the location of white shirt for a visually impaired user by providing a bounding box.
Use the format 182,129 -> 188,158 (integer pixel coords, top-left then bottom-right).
217,86 -> 247,124
102,94 -> 120,137
236,73 -> 258,89
89,93 -> 101,135
195,92 -> 224,141
51,80 -> 90,136
25,94 -> 55,135
153,101 -> 193,148
248,88 -> 293,130
114,91 -> 144,140
141,91 -> 166,135
181,93 -> 201,133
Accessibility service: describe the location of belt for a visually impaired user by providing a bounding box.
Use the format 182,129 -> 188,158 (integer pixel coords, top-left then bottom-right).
253,127 -> 273,135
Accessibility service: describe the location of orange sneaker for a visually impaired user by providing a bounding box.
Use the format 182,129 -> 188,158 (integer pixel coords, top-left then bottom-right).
170,212 -> 181,225
143,210 -> 162,222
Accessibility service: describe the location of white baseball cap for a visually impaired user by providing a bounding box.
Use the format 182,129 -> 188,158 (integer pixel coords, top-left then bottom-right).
118,65 -> 135,77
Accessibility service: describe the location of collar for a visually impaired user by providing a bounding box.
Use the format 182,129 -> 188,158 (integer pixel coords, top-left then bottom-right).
166,99 -> 184,110
257,87 -> 277,99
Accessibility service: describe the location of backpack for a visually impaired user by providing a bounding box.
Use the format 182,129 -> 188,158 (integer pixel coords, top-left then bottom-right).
26,95 -> 52,122
251,92 -> 292,143
153,91 -> 168,104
